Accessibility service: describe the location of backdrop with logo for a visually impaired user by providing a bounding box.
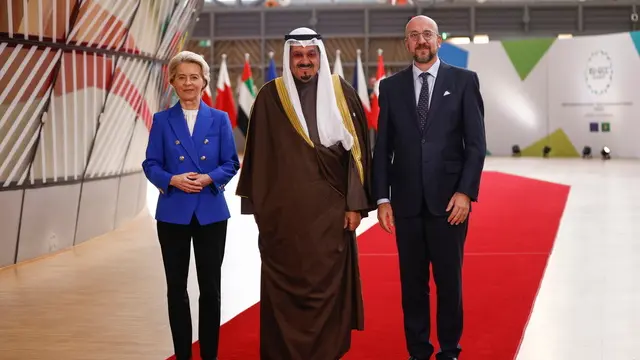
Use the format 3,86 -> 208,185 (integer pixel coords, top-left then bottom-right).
446,30 -> 640,158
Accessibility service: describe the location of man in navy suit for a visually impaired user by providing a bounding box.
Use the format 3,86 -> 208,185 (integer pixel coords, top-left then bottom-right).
372,16 -> 486,360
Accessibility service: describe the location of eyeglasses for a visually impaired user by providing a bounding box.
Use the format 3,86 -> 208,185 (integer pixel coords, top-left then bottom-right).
408,30 -> 439,42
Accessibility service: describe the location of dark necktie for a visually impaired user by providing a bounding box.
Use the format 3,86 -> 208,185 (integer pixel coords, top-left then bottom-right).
417,72 -> 430,132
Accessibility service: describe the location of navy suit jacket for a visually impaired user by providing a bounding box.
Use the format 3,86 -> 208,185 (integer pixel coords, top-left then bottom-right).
142,100 -> 240,225
372,61 -> 486,217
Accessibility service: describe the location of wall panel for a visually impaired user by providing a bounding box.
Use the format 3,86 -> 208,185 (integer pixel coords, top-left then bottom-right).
323,38 -> 366,63
264,11 -> 313,36
213,40 -> 261,67
16,183 -> 81,263
215,12 -> 261,37
369,9 -> 416,35
137,172 -> 150,218
529,6 -> 578,33
0,190 -> 23,267
419,8 -> 471,35
583,6 -> 634,33
316,10 -> 365,35
369,38 -> 411,63
115,172 -> 144,228
476,7 -> 524,34
74,177 -> 120,245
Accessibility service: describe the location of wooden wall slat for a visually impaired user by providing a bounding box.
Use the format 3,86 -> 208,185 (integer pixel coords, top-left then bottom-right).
369,37 -> 411,63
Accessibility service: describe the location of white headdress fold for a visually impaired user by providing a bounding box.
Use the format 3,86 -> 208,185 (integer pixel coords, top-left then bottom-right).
283,27 -> 354,150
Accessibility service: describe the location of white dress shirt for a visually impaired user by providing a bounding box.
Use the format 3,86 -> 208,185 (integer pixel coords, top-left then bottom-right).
183,109 -> 198,136
377,58 -> 441,206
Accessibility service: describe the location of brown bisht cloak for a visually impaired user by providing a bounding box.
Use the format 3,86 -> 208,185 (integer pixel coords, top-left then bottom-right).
236,74 -> 374,360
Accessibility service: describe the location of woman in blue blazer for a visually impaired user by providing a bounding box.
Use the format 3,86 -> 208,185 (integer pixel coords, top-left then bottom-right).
142,51 -> 239,360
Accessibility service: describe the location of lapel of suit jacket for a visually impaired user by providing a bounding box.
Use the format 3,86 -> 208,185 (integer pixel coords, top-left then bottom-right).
192,100 -> 213,151
424,61 -> 451,133
168,102 -> 199,166
399,66 -> 421,133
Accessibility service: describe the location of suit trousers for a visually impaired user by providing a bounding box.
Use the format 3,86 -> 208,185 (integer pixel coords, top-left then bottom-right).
395,200 -> 467,359
157,215 -> 227,360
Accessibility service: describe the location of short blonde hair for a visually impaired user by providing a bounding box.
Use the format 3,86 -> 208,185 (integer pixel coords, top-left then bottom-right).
168,51 -> 211,89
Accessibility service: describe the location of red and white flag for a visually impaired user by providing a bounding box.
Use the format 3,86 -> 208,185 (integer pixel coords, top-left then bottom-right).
369,49 -> 386,130
214,54 -> 237,128
202,83 -> 214,107
354,49 -> 371,123
333,49 -> 344,78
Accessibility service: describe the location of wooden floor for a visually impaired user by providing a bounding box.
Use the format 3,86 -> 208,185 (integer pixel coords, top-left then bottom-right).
1,157 -> 639,360
0,212 -> 177,360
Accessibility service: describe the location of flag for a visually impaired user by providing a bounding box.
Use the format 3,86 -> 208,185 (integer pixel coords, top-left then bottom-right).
265,51 -> 278,82
369,48 -> 386,130
202,84 -> 213,107
237,53 -> 256,136
333,49 -> 344,78
352,49 -> 371,124
214,54 -> 236,127
200,54 -> 213,107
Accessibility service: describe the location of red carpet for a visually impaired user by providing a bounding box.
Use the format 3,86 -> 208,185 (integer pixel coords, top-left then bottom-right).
168,171 -> 570,359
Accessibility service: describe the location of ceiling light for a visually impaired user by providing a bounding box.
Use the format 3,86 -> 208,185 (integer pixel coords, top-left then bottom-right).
473,35 -> 489,44
447,37 -> 470,44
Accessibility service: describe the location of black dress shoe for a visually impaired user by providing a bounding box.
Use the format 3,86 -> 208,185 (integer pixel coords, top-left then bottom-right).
408,356 -> 430,360
435,352 -> 458,360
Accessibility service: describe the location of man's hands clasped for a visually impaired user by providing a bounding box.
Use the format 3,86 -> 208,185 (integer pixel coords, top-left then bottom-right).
170,172 -> 213,193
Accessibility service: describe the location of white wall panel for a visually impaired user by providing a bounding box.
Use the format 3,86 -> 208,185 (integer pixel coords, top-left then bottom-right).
0,190 -> 23,267
459,41 -> 550,155
447,30 -> 639,157
16,184 -> 81,263
122,120 -> 149,174
137,172 -> 149,216
114,172 -> 143,228
547,33 -> 640,157
74,177 -> 120,245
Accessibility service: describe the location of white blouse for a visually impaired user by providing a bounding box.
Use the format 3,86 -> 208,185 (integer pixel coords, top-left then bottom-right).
182,109 -> 198,136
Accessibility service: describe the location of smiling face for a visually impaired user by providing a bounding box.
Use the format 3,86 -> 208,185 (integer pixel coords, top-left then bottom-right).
405,16 -> 442,65
171,62 -> 205,103
289,45 -> 320,82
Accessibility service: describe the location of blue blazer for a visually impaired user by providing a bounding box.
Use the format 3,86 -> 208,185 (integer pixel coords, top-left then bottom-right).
142,100 -> 240,225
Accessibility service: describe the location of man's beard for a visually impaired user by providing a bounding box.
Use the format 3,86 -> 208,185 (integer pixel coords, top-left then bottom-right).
297,63 -> 314,81
414,46 -> 435,64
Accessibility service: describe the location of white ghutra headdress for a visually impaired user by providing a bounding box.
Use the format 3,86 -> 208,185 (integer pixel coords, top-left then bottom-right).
282,27 -> 354,150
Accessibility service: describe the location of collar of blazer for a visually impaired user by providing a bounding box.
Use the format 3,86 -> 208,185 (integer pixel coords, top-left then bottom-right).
168,100 -> 213,168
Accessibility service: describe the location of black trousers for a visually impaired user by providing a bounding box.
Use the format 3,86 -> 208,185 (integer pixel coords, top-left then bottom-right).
157,215 -> 227,360
395,201 -> 468,359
